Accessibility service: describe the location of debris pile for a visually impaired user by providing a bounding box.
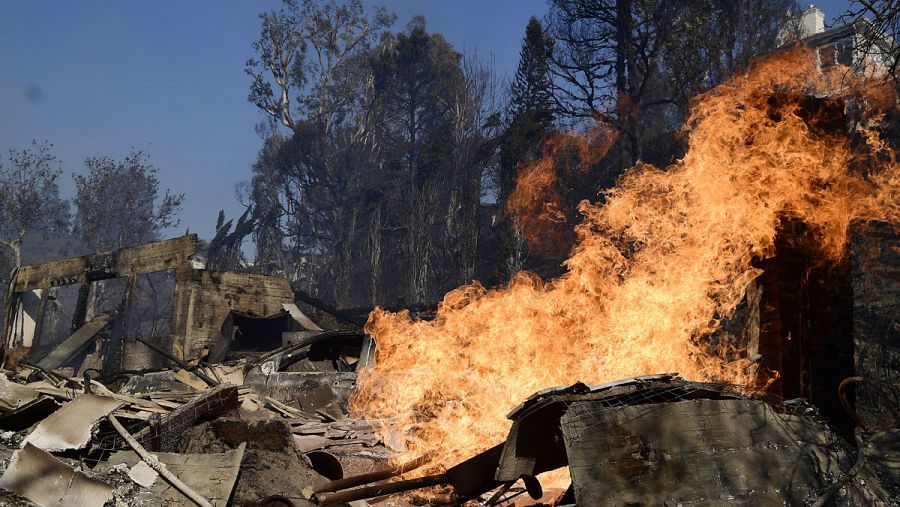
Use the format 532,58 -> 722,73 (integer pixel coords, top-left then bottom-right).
0,357 -> 399,506
0,236 -> 395,506
0,237 -> 897,506
311,375 -> 900,506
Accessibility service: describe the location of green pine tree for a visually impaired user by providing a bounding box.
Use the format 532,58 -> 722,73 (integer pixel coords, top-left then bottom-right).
511,18 -> 554,126
500,16 -> 555,199
497,17 -> 556,279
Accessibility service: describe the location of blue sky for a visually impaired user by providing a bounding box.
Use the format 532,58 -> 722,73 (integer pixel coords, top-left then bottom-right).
0,0 -> 852,242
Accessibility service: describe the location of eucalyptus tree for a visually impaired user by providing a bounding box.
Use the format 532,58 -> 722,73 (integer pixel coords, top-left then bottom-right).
246,3 -> 501,308
0,141 -> 69,268
72,150 -> 182,253
245,0 -> 396,305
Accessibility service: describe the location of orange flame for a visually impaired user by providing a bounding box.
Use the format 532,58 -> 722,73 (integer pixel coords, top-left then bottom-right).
505,123 -> 617,253
350,48 -> 899,473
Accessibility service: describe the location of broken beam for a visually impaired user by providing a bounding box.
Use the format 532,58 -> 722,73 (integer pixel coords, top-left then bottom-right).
36,314 -> 112,371
315,473 -> 448,506
135,336 -> 219,387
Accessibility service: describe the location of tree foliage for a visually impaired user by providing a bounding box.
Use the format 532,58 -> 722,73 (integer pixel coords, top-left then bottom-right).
0,140 -> 68,268
72,150 -> 183,252
245,3 -> 501,308
502,17 -> 555,197
498,17 -> 557,278
511,18 -> 556,123
245,0 -> 396,131
239,0 -> 824,311
837,0 -> 899,81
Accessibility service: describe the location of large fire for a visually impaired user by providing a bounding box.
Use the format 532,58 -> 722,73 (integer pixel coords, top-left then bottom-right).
350,48 -> 900,472
504,123 -> 617,254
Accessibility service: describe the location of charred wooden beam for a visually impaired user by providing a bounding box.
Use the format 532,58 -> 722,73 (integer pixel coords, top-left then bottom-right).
134,336 -> 219,387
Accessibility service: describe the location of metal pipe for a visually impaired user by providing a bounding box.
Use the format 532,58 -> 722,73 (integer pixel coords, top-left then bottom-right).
315,473 -> 447,506
305,450 -> 343,481
311,453 -> 432,494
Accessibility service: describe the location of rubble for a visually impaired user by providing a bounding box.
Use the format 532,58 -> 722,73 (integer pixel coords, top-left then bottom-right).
0,237 -> 395,505
178,418 -> 323,505
0,237 -> 896,505
0,359 -> 391,506
0,356 -> 896,506
0,442 -> 114,507
0,374 -> 38,411
22,394 -> 122,452
98,441 -> 246,506
0,396 -> 59,431
1,235 -> 317,374
312,375 -> 900,506
243,330 -> 373,417
35,314 -> 112,371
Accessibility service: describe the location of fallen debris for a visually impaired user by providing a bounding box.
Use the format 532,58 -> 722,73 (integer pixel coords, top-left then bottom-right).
313,375 -> 900,506
106,446 -> 245,506
283,302 -> 323,332
173,367 -> 215,391
0,374 -> 37,411
243,331 -> 370,417
0,246 -> 397,506
119,370 -> 196,395
0,359 -> 896,506
128,460 -> 158,488
21,393 -> 122,452
307,453 -> 431,498
178,418 -> 327,505
0,442 -> 114,507
143,384 -> 239,452
110,414 -> 218,507
35,313 -> 111,371
135,336 -> 220,387
101,442 -> 248,506
315,444 -> 504,506
0,396 -> 59,431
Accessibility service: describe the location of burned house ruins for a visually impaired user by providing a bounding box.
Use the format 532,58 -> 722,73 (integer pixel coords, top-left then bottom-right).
0,213 -> 894,506
2,234 -> 320,375
0,6 -> 897,506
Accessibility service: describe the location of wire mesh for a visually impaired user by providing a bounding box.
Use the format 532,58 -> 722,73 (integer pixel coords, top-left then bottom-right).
81,415 -> 147,468
142,385 -> 239,452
